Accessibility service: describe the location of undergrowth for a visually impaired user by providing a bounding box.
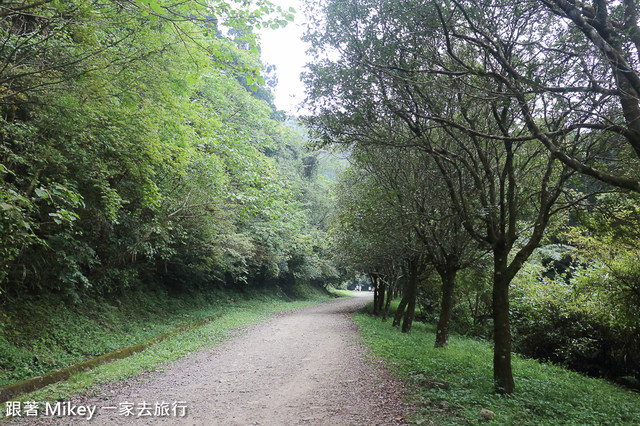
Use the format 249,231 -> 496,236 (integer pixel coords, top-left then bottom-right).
353,311 -> 640,425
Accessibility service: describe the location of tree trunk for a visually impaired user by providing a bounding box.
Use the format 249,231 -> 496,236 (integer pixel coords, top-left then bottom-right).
435,268 -> 457,348
377,279 -> 386,314
382,280 -> 393,321
371,273 -> 379,315
493,250 -> 515,394
382,279 -> 398,321
393,278 -> 409,327
402,259 -> 419,333
616,71 -> 640,158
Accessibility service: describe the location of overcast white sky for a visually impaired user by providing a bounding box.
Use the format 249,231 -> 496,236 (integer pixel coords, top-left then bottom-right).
258,0 -> 309,115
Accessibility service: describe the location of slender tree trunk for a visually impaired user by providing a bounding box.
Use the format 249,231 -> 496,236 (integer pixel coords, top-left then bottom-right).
382,281 -> 393,321
616,72 -> 640,158
402,259 -> 419,333
393,275 -> 409,327
493,249 -> 515,394
393,298 -> 408,327
371,273 -> 379,315
377,280 -> 386,314
435,268 -> 457,348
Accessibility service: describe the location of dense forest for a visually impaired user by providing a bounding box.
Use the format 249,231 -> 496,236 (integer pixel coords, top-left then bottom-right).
0,0 -> 343,386
0,0 -> 339,297
1,0 -> 639,408
302,0 -> 640,395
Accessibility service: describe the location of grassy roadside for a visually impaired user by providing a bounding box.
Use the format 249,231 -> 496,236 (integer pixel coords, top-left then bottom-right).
353,310 -> 640,425
0,284 -> 331,415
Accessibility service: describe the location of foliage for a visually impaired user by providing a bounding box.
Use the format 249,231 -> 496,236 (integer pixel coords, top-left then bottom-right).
303,0 -> 588,391
329,163 -> 412,274
0,0 -> 340,301
570,192 -> 640,329
416,265 -> 493,335
507,193 -> 640,382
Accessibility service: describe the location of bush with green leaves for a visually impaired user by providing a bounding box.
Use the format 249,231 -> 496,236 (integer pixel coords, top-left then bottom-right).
510,245 -> 640,383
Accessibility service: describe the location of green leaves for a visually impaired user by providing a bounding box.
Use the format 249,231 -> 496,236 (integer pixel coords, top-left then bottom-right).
34,188 -> 48,199
0,0 -> 338,299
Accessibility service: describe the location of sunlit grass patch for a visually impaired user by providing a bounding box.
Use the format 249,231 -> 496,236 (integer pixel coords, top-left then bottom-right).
328,288 -> 364,298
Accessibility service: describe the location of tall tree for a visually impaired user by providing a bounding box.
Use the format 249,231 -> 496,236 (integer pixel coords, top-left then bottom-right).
303,0 -> 588,393
354,144 -> 482,345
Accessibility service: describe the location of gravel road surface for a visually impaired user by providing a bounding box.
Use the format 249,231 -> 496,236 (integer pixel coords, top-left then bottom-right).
18,293 -> 413,425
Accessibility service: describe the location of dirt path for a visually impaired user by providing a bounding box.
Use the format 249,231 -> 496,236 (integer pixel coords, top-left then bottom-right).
20,294 -> 413,425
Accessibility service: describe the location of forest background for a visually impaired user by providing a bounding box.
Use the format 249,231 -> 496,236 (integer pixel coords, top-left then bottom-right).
1,0 -> 640,409
0,0 -> 342,386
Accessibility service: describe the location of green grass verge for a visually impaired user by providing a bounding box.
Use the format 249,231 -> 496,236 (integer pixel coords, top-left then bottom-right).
353,311 -> 640,425
0,290 -> 329,419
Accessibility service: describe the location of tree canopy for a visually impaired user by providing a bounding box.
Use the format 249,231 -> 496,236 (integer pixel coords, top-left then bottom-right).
303,0 -> 640,394
0,0 -> 338,299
